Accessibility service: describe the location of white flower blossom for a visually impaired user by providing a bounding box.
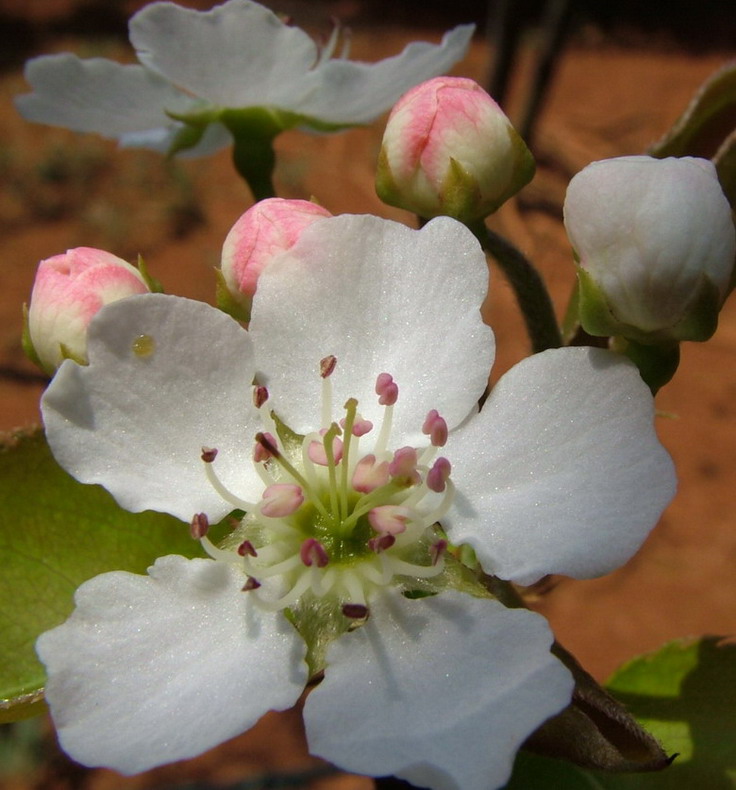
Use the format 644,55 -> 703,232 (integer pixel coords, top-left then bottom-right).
39,215 -> 675,789
15,0 -> 474,157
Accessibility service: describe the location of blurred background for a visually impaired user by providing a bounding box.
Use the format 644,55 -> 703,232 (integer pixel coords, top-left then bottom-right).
1,1 -> 735,788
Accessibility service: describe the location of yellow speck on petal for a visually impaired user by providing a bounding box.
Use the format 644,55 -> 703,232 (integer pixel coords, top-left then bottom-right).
132,334 -> 155,358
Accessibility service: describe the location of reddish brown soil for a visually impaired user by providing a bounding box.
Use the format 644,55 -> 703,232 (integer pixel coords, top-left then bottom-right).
0,10 -> 734,790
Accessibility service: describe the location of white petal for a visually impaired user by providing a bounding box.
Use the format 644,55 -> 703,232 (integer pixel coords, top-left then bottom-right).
16,54 -> 186,143
445,347 -> 676,585
42,294 -> 263,522
295,25 -> 476,124
304,589 -> 572,790
38,556 -> 307,774
129,0 -> 318,107
249,215 -> 493,442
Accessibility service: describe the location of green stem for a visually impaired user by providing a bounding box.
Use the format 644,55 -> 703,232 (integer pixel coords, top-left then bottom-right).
469,220 -> 562,353
231,134 -> 277,202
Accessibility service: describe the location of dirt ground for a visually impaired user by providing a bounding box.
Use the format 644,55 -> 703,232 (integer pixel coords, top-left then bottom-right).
0,5 -> 735,789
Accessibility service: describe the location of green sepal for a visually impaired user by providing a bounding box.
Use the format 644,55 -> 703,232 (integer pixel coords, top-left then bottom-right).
20,304 -> 46,375
613,337 -> 680,394
136,254 -> 164,294
649,62 -> 736,160
577,269 -> 722,345
58,342 -> 86,366
0,428 -> 206,721
215,267 -> 251,323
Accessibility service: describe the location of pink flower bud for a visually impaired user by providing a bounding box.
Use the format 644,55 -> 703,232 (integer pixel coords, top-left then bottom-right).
376,76 -> 534,222
220,198 -> 332,321
27,247 -> 149,373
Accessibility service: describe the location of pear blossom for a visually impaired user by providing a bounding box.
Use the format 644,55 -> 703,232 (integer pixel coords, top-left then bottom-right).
376,76 -> 534,221
27,247 -> 150,373
564,155 -> 736,343
39,215 -> 675,789
15,0 -> 474,158
220,198 -> 332,320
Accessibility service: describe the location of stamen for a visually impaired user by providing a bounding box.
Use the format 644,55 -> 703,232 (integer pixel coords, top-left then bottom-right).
190,512 -> 209,539
203,461 -> 256,511
368,533 -> 396,553
375,372 -> 398,406
342,603 -> 369,619
427,457 -> 452,493
352,454 -> 390,493
300,538 -> 330,568
307,428 -> 344,466
368,505 -> 411,536
422,409 -> 448,447
320,355 -> 337,378
389,446 -> 421,484
254,431 -> 278,463
201,447 -> 218,463
260,483 -> 304,518
242,577 -> 261,591
253,385 -> 269,408
238,540 -> 258,557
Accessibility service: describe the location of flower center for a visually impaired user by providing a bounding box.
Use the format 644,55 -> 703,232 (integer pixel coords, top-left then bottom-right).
196,357 -> 453,616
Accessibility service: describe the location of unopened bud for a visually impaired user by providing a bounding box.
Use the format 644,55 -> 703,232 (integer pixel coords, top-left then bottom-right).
26,247 -> 150,374
376,76 -> 534,222
219,198 -> 331,321
564,155 -> 736,343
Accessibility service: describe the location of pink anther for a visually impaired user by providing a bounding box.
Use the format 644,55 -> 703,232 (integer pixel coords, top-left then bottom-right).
368,505 -> 411,535
375,372 -> 398,406
422,409 -> 448,447
427,457 -> 452,493
308,430 -> 344,466
237,540 -> 258,557
389,446 -> 420,483
253,432 -> 278,463
352,454 -> 390,493
341,415 -> 373,437
430,539 -> 448,566
260,483 -> 304,518
368,533 -> 396,553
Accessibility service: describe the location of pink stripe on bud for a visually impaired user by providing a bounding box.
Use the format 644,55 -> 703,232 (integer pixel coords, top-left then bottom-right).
260,483 -> 304,518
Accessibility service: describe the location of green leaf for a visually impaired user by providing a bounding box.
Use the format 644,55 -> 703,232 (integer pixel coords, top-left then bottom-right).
0,428 -> 205,722
506,637 -> 736,789
602,637 -> 736,788
649,63 -> 736,160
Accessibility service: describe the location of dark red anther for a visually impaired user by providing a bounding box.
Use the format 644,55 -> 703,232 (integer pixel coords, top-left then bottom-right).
237,540 -> 258,557
190,513 -> 209,539
242,577 -> 261,591
368,534 -> 396,553
300,538 -> 329,568
253,385 -> 269,408
342,603 -> 369,619
320,355 -> 337,378
201,447 -> 218,463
